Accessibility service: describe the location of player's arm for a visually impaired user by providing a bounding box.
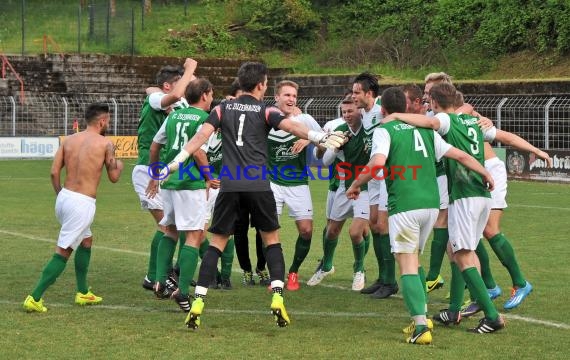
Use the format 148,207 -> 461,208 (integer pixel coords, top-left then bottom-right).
165,123 -> 215,173
278,117 -> 346,150
492,129 -> 552,167
160,58 -> 198,108
383,112 -> 441,130
50,144 -> 65,195
346,153 -> 386,200
105,141 -> 123,183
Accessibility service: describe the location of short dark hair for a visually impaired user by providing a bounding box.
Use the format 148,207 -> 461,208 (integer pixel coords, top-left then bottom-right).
430,83 -> 457,109
401,84 -> 423,103
380,87 -> 407,114
353,72 -> 380,97
237,62 -> 267,92
228,78 -> 241,97
185,78 -> 213,104
85,103 -> 110,124
156,65 -> 183,88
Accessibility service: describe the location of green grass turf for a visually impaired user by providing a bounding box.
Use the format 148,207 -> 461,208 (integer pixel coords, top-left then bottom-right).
0,160 -> 569,359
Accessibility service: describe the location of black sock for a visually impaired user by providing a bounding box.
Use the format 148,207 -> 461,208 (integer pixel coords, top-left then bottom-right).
265,243 -> 285,282
196,246 -> 222,288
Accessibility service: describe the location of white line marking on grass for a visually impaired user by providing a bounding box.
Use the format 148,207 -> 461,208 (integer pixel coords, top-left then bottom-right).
4,229 -> 570,330
510,204 -> 570,211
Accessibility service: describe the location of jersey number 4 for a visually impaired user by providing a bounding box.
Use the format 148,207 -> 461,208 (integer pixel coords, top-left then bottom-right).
413,129 -> 428,158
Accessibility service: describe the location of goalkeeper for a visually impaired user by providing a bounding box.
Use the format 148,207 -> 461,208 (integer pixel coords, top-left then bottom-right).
162,62 -> 346,330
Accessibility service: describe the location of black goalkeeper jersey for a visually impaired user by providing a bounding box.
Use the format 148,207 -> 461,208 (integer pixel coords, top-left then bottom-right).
206,94 -> 285,192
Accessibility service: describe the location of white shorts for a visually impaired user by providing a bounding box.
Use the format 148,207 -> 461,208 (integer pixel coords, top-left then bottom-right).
368,178 -> 388,211
437,175 -> 449,210
55,188 -> 95,250
448,197 -> 491,252
205,187 -> 220,222
270,182 -> 313,220
329,187 -> 369,221
326,190 -> 336,219
485,157 -> 508,209
160,189 -> 207,231
132,165 -> 163,210
389,208 -> 438,254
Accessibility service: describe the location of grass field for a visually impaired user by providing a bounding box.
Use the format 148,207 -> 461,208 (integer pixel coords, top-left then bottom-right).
1,160 -> 569,359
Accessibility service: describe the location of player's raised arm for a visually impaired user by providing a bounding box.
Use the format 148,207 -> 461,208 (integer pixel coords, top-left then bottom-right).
50,144 -> 65,195
105,141 -> 123,183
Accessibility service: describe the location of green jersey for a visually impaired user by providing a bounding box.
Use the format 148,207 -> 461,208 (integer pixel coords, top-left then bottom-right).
202,131 -> 223,178
373,121 -> 445,215
267,114 -> 321,186
136,93 -> 188,165
436,112 -> 492,201
335,122 -> 372,190
154,106 -> 207,190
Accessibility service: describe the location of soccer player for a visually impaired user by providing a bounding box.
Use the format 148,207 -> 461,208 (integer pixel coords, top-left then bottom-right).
23,103 -> 123,312
163,62 -> 346,329
146,78 -> 214,311
268,80 -> 323,291
384,82 -> 508,333
346,87 -> 494,344
132,58 -> 197,291
307,96 -> 370,291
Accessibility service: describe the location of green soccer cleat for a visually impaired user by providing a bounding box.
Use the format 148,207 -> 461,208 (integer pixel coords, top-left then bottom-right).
23,295 -> 47,313
75,289 -> 103,306
270,293 -> 290,327
185,298 -> 204,330
403,318 -> 434,335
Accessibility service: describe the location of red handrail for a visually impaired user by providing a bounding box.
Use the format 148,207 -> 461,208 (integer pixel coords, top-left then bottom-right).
0,54 -> 25,104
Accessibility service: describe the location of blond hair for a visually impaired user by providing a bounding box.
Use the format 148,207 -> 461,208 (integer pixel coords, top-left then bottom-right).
275,80 -> 299,96
424,72 -> 453,85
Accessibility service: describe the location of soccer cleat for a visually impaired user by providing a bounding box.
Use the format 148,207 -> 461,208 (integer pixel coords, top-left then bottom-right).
488,285 -> 502,300
270,293 -> 290,327
220,277 -> 232,290
370,283 -> 399,299
75,289 -> 103,306
286,272 -> 300,291
467,315 -> 505,334
403,318 -> 434,335
256,268 -> 271,287
504,281 -> 533,310
172,290 -> 192,313
210,273 -> 221,289
360,279 -> 384,294
23,295 -> 47,313
426,275 -> 445,293
406,327 -> 433,345
306,266 -> 335,286
460,301 -> 482,318
165,270 -> 179,293
142,276 -> 154,291
242,271 -> 255,286
314,258 -> 323,273
352,271 -> 366,291
433,310 -> 461,325
185,298 -> 204,330
154,282 -> 173,299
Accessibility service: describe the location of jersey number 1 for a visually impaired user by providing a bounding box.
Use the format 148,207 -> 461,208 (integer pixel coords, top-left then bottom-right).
235,114 -> 245,146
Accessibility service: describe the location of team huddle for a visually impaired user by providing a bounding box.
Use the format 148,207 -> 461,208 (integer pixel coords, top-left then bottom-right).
23,60 -> 553,345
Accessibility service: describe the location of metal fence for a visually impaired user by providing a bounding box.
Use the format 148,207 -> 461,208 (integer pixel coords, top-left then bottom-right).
0,94 -> 569,150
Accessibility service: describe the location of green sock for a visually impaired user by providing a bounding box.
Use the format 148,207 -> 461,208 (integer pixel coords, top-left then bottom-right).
31,253 -> 68,301
380,234 -> 396,285
176,232 -> 185,266
427,228 -> 448,281
156,235 -> 177,284
363,231 -> 371,256
322,226 -> 327,250
147,231 -> 163,282
372,233 -> 383,281
74,245 -> 91,294
489,233 -> 526,288
178,245 -> 199,296
352,240 -> 365,273
475,240 -> 497,289
462,267 -> 499,321
449,262 -> 466,312
221,237 -> 235,279
289,235 -> 311,273
418,266 -> 428,310
322,237 -> 338,272
199,238 -> 210,259
401,274 -> 426,326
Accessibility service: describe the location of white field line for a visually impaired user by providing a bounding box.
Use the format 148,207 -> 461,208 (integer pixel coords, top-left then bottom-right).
2,229 -> 569,330
509,204 -> 570,211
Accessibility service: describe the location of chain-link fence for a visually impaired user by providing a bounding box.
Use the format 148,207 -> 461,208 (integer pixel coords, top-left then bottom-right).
0,94 -> 569,150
